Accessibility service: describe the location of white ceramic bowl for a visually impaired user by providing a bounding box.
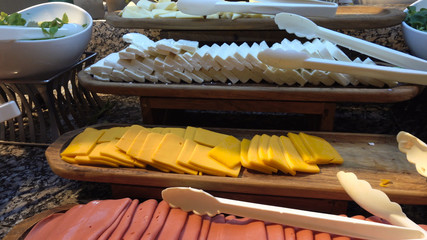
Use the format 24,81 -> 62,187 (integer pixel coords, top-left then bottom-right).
402,0 -> 427,60
0,2 -> 93,79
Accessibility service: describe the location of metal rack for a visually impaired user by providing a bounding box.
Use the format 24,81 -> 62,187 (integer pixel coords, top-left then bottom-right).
0,52 -> 103,145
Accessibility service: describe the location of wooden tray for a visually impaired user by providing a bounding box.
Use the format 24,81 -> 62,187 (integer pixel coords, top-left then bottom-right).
106,6 -> 405,30
78,71 -> 421,104
45,123 -> 427,205
3,205 -> 75,240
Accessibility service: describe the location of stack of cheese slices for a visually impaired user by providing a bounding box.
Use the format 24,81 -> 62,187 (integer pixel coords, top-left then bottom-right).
86,32 -> 391,87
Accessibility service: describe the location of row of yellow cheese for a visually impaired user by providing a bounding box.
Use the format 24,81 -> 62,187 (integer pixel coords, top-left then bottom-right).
60,125 -> 343,177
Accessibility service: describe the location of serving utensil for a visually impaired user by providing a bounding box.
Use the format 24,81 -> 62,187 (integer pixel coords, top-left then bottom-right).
0,101 -> 21,122
0,23 -> 84,41
177,0 -> 337,17
274,12 -> 427,71
162,187 -> 425,240
396,131 -> 427,178
337,171 -> 427,239
257,48 -> 427,85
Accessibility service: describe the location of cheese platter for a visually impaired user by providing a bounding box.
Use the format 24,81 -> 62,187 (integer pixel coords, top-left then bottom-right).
45,123 -> 427,207
106,5 -> 405,30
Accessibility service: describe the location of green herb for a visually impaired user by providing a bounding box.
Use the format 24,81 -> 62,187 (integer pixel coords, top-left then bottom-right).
40,13 -> 69,38
0,12 -> 26,26
405,6 -> 427,32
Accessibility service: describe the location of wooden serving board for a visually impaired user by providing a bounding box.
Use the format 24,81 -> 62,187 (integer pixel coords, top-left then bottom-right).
46,124 -> 427,206
106,6 -> 405,30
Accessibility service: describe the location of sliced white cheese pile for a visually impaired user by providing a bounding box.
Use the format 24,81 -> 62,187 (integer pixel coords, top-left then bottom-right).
85,33 -> 393,87
120,0 -> 274,20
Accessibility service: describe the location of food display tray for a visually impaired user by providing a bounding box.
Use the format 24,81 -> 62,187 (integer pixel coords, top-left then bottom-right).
46,123 -> 427,206
105,6 -> 405,30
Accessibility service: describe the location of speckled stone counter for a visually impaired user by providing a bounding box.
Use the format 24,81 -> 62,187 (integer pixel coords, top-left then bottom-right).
1,12 -> 426,239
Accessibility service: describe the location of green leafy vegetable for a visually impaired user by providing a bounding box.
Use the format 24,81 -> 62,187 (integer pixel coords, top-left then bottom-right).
405,6 -> 427,32
0,12 -> 26,26
40,13 -> 69,38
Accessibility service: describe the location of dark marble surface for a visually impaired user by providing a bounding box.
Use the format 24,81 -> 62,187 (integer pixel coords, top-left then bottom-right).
1,17 -> 427,239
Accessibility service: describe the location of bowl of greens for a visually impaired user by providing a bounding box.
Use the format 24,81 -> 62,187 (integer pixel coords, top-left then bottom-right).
0,2 -> 92,79
402,0 -> 427,60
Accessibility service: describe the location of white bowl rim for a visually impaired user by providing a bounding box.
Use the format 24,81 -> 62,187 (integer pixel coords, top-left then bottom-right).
13,2 -> 93,43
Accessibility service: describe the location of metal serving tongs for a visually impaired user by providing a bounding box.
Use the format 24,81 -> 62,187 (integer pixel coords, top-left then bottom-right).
177,0 -> 337,17
270,12 -> 427,72
162,186 -> 426,240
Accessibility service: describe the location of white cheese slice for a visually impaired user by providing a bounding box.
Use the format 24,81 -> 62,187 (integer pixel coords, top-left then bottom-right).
248,68 -> 263,83
187,70 -> 204,83
88,58 -> 113,76
301,69 -> 319,85
93,74 -> 110,82
234,42 -> 253,69
290,69 -> 308,86
173,70 -> 193,83
156,39 -> 181,55
271,68 -> 288,85
231,13 -> 243,20
164,54 -> 184,72
158,11 -> 177,18
137,0 -> 156,10
226,43 -> 245,71
111,69 -> 132,82
328,72 -> 351,86
126,44 -> 150,58
262,68 -> 277,83
194,45 -> 211,70
220,68 -> 239,84
231,68 -> 251,83
175,12 -> 203,19
119,49 -> 136,60
204,43 -> 222,71
246,43 -> 264,70
154,71 -> 171,83
195,69 -> 213,81
208,69 -> 227,83
152,9 -> 173,18
175,39 -> 199,54
155,1 -> 176,10
104,53 -> 124,71
183,52 -> 202,71
174,54 -> 194,72
303,41 -> 322,58
121,4 -> 145,19
206,13 -> 220,19
163,70 -> 181,83
323,40 -> 351,62
214,43 -> 232,70
124,69 -> 145,83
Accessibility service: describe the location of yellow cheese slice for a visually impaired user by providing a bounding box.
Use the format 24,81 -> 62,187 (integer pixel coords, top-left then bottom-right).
247,135 -> 277,174
189,144 -> 241,177
288,132 -> 315,164
193,128 -> 230,147
100,141 -> 137,167
168,127 -> 186,138
152,133 -> 198,175
126,128 -> 152,158
177,139 -> 198,169
61,128 -> 105,157
61,155 -> 77,164
97,126 -> 129,143
208,135 -> 242,168
135,132 -> 170,172
266,135 -> 296,175
240,138 -> 251,169
299,132 -> 343,164
74,155 -> 119,167
183,126 -> 197,140
258,134 -> 271,163
115,125 -> 148,153
280,136 -> 320,173
150,127 -> 164,133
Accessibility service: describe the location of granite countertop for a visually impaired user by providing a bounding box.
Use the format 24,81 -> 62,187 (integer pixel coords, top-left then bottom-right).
1,11 -> 427,238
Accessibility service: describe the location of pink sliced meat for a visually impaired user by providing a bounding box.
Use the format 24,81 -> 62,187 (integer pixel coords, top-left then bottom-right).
122,199 -> 158,240
314,232 -> 332,240
296,229 -> 314,240
267,224 -> 285,240
157,208 -> 189,240
207,220 -> 267,240
198,215 -> 212,240
107,199 -> 140,240
140,200 -> 171,240
180,213 -> 203,240
284,227 -> 296,240
25,198 -> 132,240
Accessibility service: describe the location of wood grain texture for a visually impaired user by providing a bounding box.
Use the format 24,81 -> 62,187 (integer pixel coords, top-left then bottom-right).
45,123 -> 427,205
105,6 -> 405,30
78,71 -> 422,103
